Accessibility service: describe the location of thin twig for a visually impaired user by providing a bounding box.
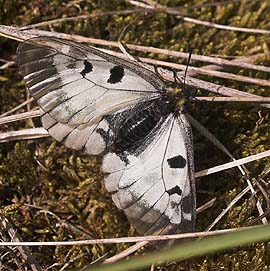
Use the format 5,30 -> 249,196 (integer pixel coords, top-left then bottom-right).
0,215 -> 42,271
196,197 -> 216,214
170,72 -> 270,109
190,0 -> 254,9
0,227 -> 246,246
1,25 -> 270,104
195,150 -> 270,178
128,1 -> 270,35
205,186 -> 251,232
141,0 -> 163,8
0,61 -> 15,70
196,97 -> 270,103
188,113 -> 267,226
0,110 -> 41,125
0,128 -> 48,143
104,241 -> 148,264
19,10 -> 138,30
1,25 -> 269,74
0,98 -> 34,117
2,96 -> 270,126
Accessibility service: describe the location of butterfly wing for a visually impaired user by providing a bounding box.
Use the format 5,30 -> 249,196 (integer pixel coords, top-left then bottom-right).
17,37 -> 196,236
17,37 -> 163,154
102,113 -> 195,235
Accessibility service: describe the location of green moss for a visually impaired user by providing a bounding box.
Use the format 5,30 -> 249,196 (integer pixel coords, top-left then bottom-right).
1,0 -> 270,269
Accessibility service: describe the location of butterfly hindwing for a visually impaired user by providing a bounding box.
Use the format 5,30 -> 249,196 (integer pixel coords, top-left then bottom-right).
102,113 -> 195,235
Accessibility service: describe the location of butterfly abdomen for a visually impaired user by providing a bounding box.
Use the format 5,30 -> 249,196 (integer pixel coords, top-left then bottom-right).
115,95 -> 176,150
117,108 -> 159,147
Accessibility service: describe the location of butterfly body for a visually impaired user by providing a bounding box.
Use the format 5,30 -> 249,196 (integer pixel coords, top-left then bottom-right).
114,94 -> 177,151
17,37 -> 195,237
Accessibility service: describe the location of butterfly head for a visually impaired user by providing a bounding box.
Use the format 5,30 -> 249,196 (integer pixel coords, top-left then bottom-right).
165,87 -> 187,112
155,94 -> 178,116
169,48 -> 194,108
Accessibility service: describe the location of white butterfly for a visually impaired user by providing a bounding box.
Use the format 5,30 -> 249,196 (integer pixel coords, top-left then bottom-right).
17,37 -> 195,236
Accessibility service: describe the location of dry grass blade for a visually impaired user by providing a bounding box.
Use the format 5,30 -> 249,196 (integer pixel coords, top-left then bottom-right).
0,98 -> 34,117
0,228 -> 246,246
127,46 -> 269,73
177,74 -> 270,108
140,0 -> 163,8
196,198 -> 216,214
18,19 -> 270,74
104,241 -> 149,264
1,4 -> 270,268
253,178 -> 270,210
1,25 -> 270,74
181,16 -> 270,34
19,10 -> 138,30
0,128 -> 48,143
195,150 -> 270,178
205,186 -> 251,232
188,113 -> 268,227
0,24 -> 269,106
0,215 -> 42,271
196,97 -> 270,103
128,1 -> 270,34
0,61 -> 15,69
141,57 -> 270,87
0,110 -> 41,125
129,0 -> 154,8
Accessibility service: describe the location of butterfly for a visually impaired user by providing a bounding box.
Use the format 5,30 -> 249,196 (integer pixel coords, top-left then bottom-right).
17,37 -> 195,236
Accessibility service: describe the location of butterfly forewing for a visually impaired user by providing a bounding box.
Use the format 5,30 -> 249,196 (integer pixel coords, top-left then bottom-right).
17,37 -> 162,154
17,38 -> 162,125
17,37 -> 196,238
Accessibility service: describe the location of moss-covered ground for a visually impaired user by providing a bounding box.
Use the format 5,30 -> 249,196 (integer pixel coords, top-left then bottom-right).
0,0 -> 270,270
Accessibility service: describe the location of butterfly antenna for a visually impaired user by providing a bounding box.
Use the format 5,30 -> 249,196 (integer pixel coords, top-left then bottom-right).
183,48 -> 193,100
183,48 -> 193,90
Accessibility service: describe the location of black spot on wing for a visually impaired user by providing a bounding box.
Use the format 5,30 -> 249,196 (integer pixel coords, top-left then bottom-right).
181,194 -> 193,214
107,65 -> 124,84
167,185 -> 182,196
167,155 -> 186,169
80,60 -> 93,77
